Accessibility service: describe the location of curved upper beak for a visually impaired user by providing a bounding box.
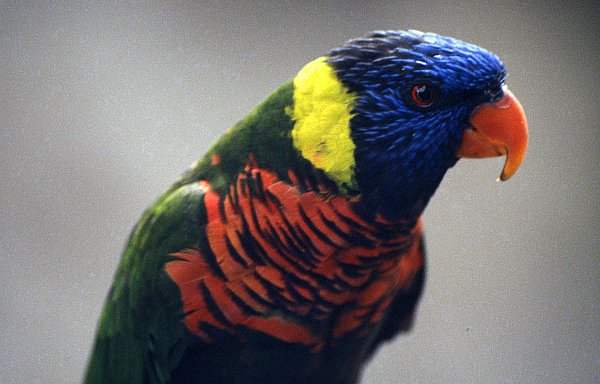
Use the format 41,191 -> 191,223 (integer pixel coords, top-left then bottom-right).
457,88 -> 528,181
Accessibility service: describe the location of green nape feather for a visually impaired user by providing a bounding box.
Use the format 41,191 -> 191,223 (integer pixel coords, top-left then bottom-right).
173,82 -> 311,194
84,82 -> 302,383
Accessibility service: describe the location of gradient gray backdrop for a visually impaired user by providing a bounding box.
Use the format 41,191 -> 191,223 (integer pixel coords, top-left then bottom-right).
1,1 -> 599,383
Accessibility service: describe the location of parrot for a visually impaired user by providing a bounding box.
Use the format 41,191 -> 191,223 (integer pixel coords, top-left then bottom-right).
84,30 -> 528,384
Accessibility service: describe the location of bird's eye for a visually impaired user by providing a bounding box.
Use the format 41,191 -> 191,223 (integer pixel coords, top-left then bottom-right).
410,84 -> 436,108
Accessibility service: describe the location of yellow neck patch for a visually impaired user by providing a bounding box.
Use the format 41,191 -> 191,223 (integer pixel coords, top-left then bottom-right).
288,57 -> 357,189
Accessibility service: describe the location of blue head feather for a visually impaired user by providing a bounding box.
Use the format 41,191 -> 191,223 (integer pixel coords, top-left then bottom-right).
328,30 -> 507,219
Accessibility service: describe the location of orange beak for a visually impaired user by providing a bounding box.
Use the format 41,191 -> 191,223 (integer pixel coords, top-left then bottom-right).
457,88 -> 528,181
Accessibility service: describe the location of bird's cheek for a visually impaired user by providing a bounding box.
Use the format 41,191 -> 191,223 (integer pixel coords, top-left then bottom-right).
457,88 -> 528,181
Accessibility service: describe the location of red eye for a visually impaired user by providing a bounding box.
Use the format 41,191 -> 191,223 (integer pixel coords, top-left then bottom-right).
411,84 -> 435,108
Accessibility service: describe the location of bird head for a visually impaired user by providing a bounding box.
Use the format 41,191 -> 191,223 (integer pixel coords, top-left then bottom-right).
290,30 -> 528,219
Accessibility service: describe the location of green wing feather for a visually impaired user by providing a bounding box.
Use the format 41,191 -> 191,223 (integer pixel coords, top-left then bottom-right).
85,82 -> 300,384
84,183 -> 207,384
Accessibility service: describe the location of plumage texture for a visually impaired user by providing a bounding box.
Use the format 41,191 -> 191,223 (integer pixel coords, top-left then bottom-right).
85,30 -> 513,384
166,167 -> 423,347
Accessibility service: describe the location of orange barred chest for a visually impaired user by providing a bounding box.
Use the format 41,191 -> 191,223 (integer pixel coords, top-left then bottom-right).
166,167 -> 424,350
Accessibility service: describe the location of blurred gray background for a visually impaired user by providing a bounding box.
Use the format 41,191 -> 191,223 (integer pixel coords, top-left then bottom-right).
1,1 -> 598,383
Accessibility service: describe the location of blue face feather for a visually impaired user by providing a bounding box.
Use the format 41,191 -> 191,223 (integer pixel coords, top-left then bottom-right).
328,30 -> 508,219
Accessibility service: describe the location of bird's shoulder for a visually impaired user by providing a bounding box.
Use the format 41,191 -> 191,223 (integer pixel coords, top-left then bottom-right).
85,182 -> 209,384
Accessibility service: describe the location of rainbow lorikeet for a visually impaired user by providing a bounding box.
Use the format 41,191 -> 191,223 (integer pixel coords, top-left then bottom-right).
84,30 -> 528,384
